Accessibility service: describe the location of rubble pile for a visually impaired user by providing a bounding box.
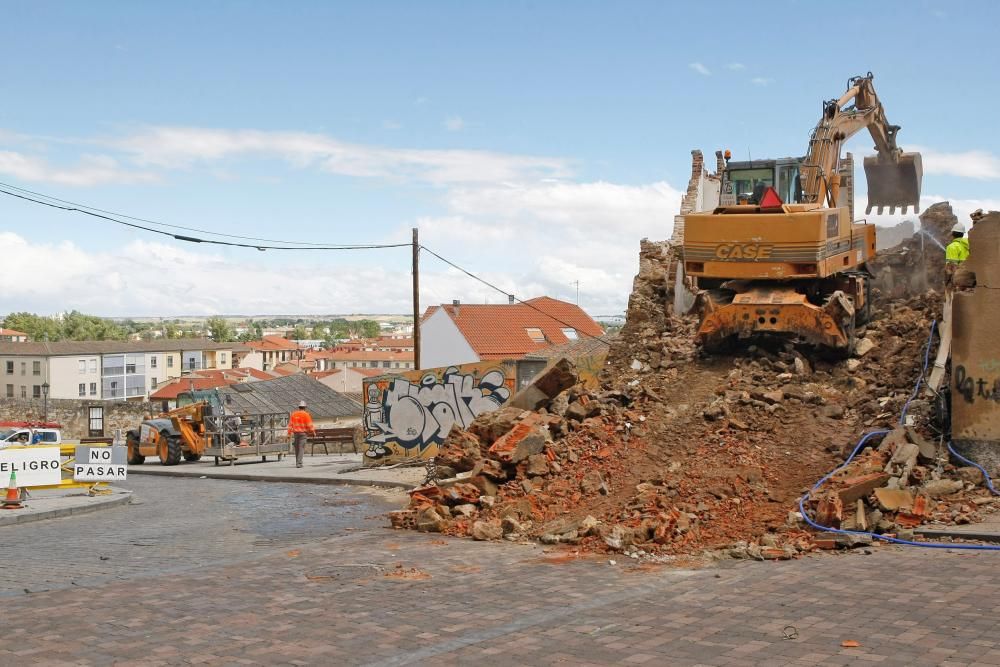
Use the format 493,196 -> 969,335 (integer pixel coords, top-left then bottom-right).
388,209 -> 997,558
804,423 -> 995,547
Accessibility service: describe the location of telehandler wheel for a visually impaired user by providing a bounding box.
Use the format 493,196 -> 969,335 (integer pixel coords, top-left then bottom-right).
126,432 -> 145,465
183,452 -> 202,462
158,433 -> 183,466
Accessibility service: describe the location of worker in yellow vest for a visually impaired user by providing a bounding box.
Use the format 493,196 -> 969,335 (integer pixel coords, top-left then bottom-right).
946,228 -> 970,264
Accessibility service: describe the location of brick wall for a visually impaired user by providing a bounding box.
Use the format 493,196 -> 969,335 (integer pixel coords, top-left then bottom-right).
0,398 -> 155,439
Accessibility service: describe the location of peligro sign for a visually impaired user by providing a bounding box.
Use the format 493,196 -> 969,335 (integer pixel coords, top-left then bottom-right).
0,447 -> 62,486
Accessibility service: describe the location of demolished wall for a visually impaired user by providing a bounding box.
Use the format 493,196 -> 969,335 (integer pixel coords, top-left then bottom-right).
868,202 -> 958,301
952,211 -> 1000,473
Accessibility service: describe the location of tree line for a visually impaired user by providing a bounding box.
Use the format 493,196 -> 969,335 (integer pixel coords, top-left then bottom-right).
2,312 -> 385,346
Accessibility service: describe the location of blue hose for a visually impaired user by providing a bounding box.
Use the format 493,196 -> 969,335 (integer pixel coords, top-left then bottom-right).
799,319 -> 1000,551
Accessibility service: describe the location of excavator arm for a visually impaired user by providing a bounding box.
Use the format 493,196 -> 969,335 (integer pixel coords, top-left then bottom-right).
801,73 -> 922,215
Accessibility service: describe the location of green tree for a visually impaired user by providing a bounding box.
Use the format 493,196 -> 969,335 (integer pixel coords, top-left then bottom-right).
288,325 -> 309,340
360,319 -> 381,338
206,317 -> 234,342
164,322 -> 179,339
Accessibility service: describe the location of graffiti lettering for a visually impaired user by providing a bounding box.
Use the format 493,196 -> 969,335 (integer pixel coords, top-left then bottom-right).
363,366 -> 512,461
954,365 -> 1000,404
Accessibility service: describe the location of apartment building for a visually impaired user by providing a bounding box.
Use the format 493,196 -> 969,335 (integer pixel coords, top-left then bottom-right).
241,335 -> 304,372
0,340 -> 245,401
312,349 -> 414,372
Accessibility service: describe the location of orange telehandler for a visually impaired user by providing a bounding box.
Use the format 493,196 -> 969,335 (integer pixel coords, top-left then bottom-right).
682,72 -> 922,353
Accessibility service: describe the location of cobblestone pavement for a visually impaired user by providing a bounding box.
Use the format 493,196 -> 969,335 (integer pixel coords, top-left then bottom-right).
4,477 -> 1000,666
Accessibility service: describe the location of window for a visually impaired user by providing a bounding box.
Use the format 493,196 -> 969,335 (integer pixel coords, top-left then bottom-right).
382,361 -> 391,368
126,362 -> 136,374
5,384 -> 12,398
20,386 -> 26,398
88,406 -> 104,437
150,356 -> 157,369
151,377 -> 157,390
4,361 -> 11,374
167,355 -> 174,368
89,359 -> 97,373
89,382 -> 97,396
561,327 -> 578,340
525,327 -> 546,343
79,383 -> 86,397
20,362 -> 26,376
220,353 -> 227,365
32,385 -> 40,398
32,361 -> 41,376
79,360 -> 87,374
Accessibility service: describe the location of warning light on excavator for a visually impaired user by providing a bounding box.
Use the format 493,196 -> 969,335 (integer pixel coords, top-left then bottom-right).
758,186 -> 784,208
724,149 -> 732,162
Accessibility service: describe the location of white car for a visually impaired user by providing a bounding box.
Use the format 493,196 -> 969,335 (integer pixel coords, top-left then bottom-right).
0,428 -> 63,449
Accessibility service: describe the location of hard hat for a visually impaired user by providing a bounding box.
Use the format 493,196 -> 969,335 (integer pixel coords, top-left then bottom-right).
298,400 -> 307,408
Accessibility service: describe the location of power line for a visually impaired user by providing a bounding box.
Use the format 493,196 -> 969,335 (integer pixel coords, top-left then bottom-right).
0,185 -> 410,251
419,244 -> 611,347
0,179 -> 385,247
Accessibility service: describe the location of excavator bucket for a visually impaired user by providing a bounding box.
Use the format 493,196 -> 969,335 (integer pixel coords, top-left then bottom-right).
863,151 -> 922,215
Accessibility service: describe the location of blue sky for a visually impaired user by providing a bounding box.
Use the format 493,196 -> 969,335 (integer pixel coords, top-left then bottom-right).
1,0 -> 997,316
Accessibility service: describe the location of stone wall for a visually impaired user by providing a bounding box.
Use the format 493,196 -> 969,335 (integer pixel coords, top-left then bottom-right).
0,398 -> 154,439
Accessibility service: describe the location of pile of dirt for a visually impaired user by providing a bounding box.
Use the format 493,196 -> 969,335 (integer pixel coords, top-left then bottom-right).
388,212 -> 995,558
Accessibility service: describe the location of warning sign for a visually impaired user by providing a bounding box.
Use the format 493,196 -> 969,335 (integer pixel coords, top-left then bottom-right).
74,445 -> 128,482
0,447 -> 62,486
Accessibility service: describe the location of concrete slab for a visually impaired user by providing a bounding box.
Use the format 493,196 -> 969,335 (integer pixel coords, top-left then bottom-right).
0,487 -> 132,527
916,520 -> 1000,543
128,453 -> 424,489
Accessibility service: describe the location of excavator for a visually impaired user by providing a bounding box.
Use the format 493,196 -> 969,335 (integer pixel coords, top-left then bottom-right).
682,72 -> 922,353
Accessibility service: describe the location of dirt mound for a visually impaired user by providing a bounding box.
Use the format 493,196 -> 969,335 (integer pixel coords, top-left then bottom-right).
389,218 -> 994,558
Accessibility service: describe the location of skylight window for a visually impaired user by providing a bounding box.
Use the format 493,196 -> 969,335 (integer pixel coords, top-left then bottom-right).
561,327 -> 578,340
525,327 -> 545,343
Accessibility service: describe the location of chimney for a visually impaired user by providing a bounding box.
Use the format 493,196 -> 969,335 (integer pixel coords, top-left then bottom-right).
508,294 -> 515,304
452,299 -> 460,316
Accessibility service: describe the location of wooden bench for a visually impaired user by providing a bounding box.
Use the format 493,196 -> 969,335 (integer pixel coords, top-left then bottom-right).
310,427 -> 358,455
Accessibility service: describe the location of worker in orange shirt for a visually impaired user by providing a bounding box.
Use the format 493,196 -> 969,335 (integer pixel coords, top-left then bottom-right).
287,400 -> 316,468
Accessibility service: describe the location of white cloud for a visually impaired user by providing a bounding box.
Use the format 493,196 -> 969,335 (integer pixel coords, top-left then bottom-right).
912,146 -> 1000,180
0,178 -> 684,316
726,63 -> 745,71
689,62 -> 711,76
0,151 -> 158,186
443,116 -> 465,132
750,77 -> 773,86
112,126 -> 572,185
415,180 -> 684,312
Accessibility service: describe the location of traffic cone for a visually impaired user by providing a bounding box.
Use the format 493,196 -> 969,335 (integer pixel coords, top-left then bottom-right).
2,470 -> 24,510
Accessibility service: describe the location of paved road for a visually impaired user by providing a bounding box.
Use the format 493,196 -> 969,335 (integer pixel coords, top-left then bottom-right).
3,477 -> 1000,666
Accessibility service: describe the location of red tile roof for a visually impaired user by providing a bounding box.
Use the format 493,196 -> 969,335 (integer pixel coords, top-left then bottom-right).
245,335 -> 302,352
0,328 -> 28,337
149,368 -> 270,400
425,296 -> 604,360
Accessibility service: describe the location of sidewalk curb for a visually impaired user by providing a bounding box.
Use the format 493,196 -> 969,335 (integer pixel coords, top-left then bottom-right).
128,468 -> 417,490
914,527 -> 1000,543
0,491 -> 133,527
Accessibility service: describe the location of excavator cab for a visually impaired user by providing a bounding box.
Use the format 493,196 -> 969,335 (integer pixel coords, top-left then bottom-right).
863,152 -> 922,215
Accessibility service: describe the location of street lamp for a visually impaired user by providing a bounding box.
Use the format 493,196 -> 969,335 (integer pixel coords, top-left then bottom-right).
41,382 -> 49,422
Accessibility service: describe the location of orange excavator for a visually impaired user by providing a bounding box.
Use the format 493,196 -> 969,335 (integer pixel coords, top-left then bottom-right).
682,73 -> 922,353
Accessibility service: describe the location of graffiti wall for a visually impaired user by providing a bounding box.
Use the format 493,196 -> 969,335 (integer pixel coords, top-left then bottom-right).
362,361 -> 516,465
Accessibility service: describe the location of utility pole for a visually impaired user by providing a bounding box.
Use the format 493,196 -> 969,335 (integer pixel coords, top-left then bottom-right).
412,228 -> 420,370
572,280 -> 580,305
